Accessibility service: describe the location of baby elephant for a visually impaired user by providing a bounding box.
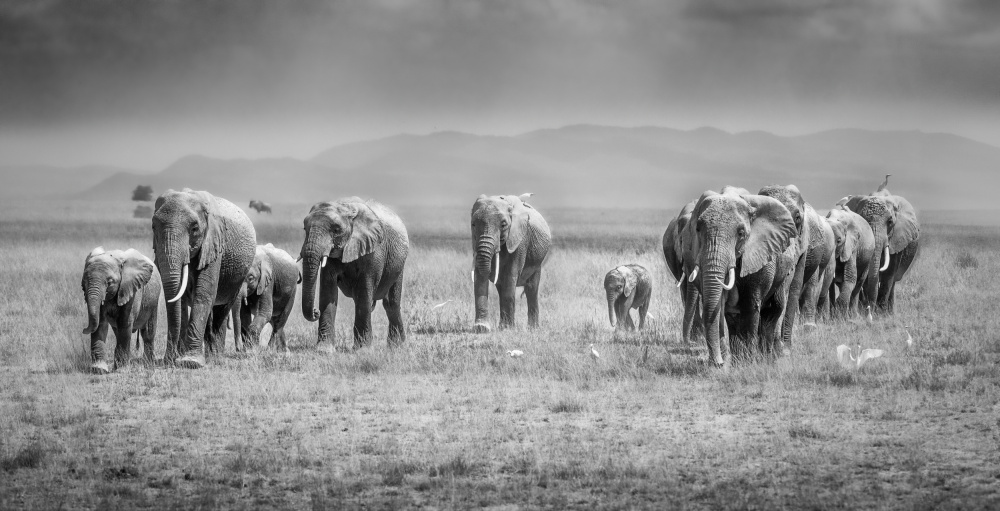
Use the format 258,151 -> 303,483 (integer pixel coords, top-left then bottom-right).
81,247 -> 161,374
234,244 -> 299,351
604,264 -> 653,331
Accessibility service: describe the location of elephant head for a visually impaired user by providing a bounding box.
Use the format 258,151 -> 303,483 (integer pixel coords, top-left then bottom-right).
81,247 -> 154,334
604,266 -> 637,328
300,199 -> 384,321
152,189 -> 228,304
826,208 -> 863,264
245,245 -> 274,298
686,189 -> 797,365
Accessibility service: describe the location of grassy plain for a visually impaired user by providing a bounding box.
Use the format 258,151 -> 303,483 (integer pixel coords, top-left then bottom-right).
1,199 -> 998,510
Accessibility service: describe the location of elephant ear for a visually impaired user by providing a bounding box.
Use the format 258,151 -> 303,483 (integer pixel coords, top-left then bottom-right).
117,249 -> 154,306
839,224 -> 856,264
191,191 -> 227,271
342,202 -> 384,263
741,195 -> 797,276
888,196 -> 919,254
618,266 -> 637,297
662,218 -> 682,281
842,195 -> 864,213
505,198 -> 531,253
256,250 -> 273,296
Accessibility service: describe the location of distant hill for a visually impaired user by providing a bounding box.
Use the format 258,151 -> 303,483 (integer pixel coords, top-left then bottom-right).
11,125 -> 1000,210
0,164 -> 143,200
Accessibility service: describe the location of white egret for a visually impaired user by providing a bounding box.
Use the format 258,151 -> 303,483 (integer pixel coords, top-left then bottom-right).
507,350 -> 524,358
905,326 -> 913,348
518,193 -> 534,202
866,305 -> 874,324
836,343 -> 884,370
590,344 -> 600,360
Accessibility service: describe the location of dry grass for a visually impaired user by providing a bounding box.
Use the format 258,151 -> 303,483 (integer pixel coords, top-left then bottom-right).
1,199 -> 999,509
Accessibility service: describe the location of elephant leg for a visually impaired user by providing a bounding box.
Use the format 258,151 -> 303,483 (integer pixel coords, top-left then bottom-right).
209,304 -> 231,355
163,297 -> 183,364
622,296 -> 636,331
524,269 -> 541,328
202,309 -> 216,354
272,297 -> 295,351
140,317 -> 156,364
799,265 -> 821,327
383,279 -> 405,346
497,282 -> 517,330
760,292 -> 787,361
180,263 -> 222,368
90,320 -> 111,374
316,271 -> 339,351
352,286 -> 374,349
638,297 -> 649,330
113,316 -> 135,370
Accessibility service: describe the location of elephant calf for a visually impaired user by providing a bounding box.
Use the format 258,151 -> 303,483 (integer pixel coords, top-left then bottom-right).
81,247 -> 161,374
234,244 -> 299,351
604,264 -> 652,331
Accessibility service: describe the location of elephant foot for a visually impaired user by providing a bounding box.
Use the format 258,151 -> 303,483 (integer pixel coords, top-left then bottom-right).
474,322 -> 492,333
176,354 -> 206,369
90,361 -> 112,375
316,342 -> 336,355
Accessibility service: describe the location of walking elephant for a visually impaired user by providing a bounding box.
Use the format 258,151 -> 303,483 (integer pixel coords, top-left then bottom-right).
233,244 -> 299,351
825,207 -> 876,318
81,247 -> 161,374
152,189 -> 256,368
662,200 -> 702,343
841,188 -> 920,313
684,188 -> 797,366
299,198 -> 409,350
604,264 -> 652,331
758,185 -> 835,334
471,194 -> 552,332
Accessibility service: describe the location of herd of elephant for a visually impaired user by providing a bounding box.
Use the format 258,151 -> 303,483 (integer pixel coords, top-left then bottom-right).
79,180 -> 917,374
658,179 -> 919,366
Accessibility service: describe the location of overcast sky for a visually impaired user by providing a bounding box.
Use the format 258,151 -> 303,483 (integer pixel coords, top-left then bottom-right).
1,0 -> 998,169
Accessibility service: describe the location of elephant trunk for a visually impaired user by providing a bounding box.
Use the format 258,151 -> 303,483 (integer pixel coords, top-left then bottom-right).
300,233 -> 332,322
700,241 -> 732,367
606,289 -> 619,328
473,234 -> 498,325
82,279 -> 107,335
155,228 -> 191,306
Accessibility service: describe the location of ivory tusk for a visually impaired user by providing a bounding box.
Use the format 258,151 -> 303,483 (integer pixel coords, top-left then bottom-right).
879,246 -> 890,272
491,252 -> 500,284
688,266 -> 699,282
166,264 -> 188,303
721,267 -> 736,290
676,271 -> 685,288
321,256 -> 328,268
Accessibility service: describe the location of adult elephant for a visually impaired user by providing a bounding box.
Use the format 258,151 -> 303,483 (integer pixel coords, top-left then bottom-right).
684,188 -> 797,366
842,189 -> 920,313
758,185 -> 835,334
662,200 -> 701,344
300,198 -> 409,350
152,189 -> 256,368
471,194 -> 552,332
825,207 -> 876,318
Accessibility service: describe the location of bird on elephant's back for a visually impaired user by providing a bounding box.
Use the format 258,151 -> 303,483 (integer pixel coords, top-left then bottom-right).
299,197 -> 408,351
470,194 -> 552,332
152,188 -> 257,369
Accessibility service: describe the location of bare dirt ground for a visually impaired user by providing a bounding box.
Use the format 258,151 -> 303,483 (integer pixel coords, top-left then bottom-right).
1,201 -> 998,509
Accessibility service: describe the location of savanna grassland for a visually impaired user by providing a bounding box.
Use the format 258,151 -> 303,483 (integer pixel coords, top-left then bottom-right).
1,199 -> 999,510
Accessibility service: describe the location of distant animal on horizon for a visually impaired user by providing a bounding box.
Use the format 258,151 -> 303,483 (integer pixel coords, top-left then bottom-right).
249,200 -> 272,214
81,247 -> 161,374
604,264 -> 652,331
233,244 -> 299,352
471,194 -> 552,332
153,189 -> 257,369
299,197 -> 409,350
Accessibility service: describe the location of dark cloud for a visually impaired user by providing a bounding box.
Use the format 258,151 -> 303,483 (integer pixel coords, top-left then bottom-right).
0,0 -> 997,167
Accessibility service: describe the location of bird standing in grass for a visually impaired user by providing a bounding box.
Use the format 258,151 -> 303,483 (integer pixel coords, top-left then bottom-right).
507,350 -> 524,358
837,343 -> 884,370
590,344 -> 600,360
904,326 -> 913,348
866,305 -> 874,324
